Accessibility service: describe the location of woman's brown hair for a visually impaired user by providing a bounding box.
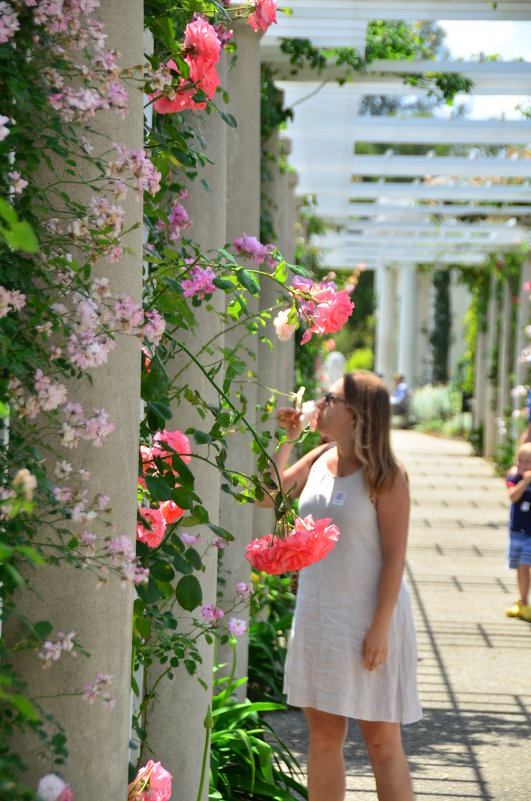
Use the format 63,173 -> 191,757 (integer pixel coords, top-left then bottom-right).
343,372 -> 398,493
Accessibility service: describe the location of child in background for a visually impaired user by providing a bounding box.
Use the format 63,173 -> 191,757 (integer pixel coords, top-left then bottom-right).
505,442 -> 531,621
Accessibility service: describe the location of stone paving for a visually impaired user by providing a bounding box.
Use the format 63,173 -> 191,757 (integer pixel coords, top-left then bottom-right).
268,430 -> 531,800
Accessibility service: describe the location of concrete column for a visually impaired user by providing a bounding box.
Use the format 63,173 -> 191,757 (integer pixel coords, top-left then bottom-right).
512,259 -> 531,439
484,275 -> 499,458
448,270 -> 472,382
9,2 -> 144,796
473,331 -> 487,434
497,279 -> 513,445
415,272 -> 431,386
375,265 -> 397,389
397,266 -> 418,387
218,19 -> 262,689
277,138 -> 297,399
144,60 -> 227,801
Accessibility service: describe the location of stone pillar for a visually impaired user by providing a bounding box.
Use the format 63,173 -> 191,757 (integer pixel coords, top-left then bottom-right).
448,270 -> 471,382
277,138 -> 297,399
218,19 -> 262,689
497,279 -> 513,444
485,274 -> 499,458
512,259 -> 531,440
473,331 -> 487,434
375,265 -> 397,389
397,266 -> 418,387
9,2 -> 144,797
144,59 -> 227,801
415,271 -> 431,386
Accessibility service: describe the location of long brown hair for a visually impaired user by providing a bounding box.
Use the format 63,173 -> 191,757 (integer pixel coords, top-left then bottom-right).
343,372 -> 398,493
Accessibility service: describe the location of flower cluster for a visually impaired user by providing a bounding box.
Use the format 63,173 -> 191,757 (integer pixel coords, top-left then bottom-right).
247,0 -> 277,33
291,276 -> 354,344
152,16 -> 221,115
106,143 -> 161,199
156,199 -> 191,242
82,671 -> 115,708
104,535 -> 149,585
0,285 -> 26,318
128,760 -> 172,801
181,264 -> 216,299
246,514 -> 340,574
38,631 -> 77,669
233,233 -> 275,266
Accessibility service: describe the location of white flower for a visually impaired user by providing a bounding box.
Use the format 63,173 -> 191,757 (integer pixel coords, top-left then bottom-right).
36,773 -> 67,801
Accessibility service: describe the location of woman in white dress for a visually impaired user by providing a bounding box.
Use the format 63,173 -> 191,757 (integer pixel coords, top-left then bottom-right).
262,372 -> 421,801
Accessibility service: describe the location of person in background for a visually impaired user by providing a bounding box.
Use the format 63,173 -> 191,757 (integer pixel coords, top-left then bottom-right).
517,387 -> 531,447
505,442 -> 531,621
390,374 -> 411,418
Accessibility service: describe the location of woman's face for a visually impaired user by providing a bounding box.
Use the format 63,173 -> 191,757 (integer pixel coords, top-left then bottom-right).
315,378 -> 355,437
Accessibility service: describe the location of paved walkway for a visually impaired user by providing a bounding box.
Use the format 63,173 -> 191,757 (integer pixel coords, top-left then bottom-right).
269,430 -> 531,800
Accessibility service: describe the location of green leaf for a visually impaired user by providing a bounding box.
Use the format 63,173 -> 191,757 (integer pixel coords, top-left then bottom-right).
3,221 -> 39,253
173,552 -> 193,574
146,400 -> 173,421
272,260 -> 288,284
237,268 -> 260,295
149,560 -> 175,582
175,574 -> 202,611
136,577 -> 161,605
187,547 -> 203,571
144,475 -> 173,501
192,505 -> 209,524
219,110 -> 237,129
207,522 -> 235,543
33,620 -> 54,639
0,542 -> 13,561
11,694 -> 39,723
0,400 -> 9,418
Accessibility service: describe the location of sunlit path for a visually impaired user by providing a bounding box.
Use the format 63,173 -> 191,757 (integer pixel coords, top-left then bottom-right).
269,430 -> 531,800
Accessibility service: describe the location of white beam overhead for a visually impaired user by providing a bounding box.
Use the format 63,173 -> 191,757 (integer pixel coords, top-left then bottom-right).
346,182 -> 531,202
330,1 -> 531,21
347,154 -> 531,179
344,253 -> 489,265
345,117 -> 531,145
261,1 -> 368,55
346,234 -> 524,248
271,58 -> 531,95
345,202 -> 531,218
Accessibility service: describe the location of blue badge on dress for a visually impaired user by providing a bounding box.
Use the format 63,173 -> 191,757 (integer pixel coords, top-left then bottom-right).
333,491 -> 346,506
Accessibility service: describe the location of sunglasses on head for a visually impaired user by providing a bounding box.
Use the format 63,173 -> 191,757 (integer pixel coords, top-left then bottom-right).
323,391 -> 348,406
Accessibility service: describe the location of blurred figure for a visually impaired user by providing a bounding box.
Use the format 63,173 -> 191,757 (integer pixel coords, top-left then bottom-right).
505,442 -> 531,621
390,374 -> 411,418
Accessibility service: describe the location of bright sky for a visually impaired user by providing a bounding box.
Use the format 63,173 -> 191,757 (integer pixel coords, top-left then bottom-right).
439,20 -> 531,119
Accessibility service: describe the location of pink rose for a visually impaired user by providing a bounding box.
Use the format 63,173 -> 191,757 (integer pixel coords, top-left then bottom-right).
160,500 -> 184,524
152,429 -> 192,465
137,508 -> 166,548
184,17 -> 221,70
128,760 -> 172,801
245,514 -> 340,574
248,0 -> 277,33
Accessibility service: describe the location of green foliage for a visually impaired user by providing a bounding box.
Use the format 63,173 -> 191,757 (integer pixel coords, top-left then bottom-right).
429,271 -> 451,384
411,384 -> 461,425
345,347 -> 374,372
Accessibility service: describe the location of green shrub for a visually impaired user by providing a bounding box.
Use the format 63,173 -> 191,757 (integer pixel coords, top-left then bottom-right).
345,347 -> 374,372
411,384 -> 460,425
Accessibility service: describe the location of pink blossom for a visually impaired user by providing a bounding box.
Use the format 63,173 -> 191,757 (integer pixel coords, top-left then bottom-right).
0,3 -> 19,44
181,532 -> 197,546
128,760 -> 172,801
0,114 -> 10,141
181,265 -> 216,299
211,536 -> 226,549
201,603 -> 224,626
236,582 -> 253,599
107,143 -> 161,197
52,486 -> 72,503
273,308 -> 296,342
160,500 -> 184,524
247,0 -> 277,33
34,369 -> 68,410
156,199 -> 191,241
137,507 -> 166,548
7,171 -> 28,194
228,617 -> 247,636
246,514 -> 340,575
233,233 -> 269,264
291,277 -> 354,344
143,309 -> 166,345
0,286 -> 26,318
36,774 -> 73,801
152,429 -> 192,465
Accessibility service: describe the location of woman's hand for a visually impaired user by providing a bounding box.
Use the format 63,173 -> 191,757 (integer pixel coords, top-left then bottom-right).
361,622 -> 389,671
277,407 -> 303,441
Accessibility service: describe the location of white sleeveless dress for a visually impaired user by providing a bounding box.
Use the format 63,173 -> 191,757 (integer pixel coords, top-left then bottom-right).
283,454 -> 422,724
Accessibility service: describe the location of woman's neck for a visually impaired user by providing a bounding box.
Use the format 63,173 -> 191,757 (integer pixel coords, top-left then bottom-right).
335,441 -> 361,476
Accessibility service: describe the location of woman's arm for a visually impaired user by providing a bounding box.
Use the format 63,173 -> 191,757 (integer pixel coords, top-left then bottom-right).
362,465 -> 410,672
256,407 -> 330,508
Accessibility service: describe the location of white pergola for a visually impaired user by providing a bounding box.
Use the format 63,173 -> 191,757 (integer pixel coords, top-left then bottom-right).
262,1 -> 531,455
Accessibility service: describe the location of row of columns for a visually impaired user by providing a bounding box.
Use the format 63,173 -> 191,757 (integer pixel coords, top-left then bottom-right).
375,259 -> 531,458
12,10 -> 297,801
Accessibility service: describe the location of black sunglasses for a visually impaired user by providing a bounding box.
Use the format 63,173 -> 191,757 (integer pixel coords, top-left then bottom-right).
323,391 -> 348,406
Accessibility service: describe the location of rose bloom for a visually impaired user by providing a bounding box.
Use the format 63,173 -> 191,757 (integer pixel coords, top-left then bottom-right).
246,514 -> 340,575
152,429 -> 192,465
160,499 -> 184,524
36,774 -> 73,801
248,0 -> 277,32
137,507 -> 166,548
273,308 -> 296,342
129,760 -> 172,801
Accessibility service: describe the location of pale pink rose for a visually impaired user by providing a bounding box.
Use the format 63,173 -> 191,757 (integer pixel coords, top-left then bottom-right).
36,774 -> 73,801
129,760 -> 172,801
160,499 -> 184,524
228,617 -> 247,636
247,0 -> 277,32
137,507 -> 166,548
273,308 -> 296,342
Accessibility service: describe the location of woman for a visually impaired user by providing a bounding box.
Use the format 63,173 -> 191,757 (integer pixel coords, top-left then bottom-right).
263,372 -> 421,801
